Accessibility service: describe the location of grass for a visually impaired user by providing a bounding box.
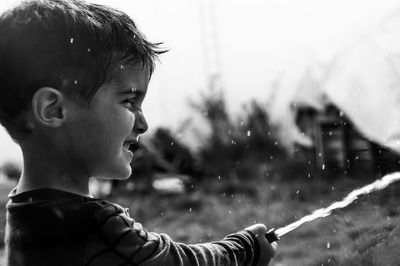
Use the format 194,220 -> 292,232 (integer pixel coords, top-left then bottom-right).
107,173 -> 400,266
0,173 -> 399,265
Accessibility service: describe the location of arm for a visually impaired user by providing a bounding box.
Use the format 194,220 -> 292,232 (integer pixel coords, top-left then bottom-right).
84,202 -> 275,266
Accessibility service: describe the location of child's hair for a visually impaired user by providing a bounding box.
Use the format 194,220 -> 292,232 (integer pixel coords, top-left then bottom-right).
0,0 -> 165,140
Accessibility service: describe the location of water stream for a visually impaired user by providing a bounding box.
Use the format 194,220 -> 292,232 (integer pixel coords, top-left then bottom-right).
275,172 -> 400,238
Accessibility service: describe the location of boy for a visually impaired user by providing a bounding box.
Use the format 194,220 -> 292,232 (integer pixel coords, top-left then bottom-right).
0,0 -> 277,265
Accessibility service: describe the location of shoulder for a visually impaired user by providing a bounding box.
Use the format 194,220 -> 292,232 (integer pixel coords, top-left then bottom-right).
83,200 -> 160,265
88,199 -> 135,230
87,199 -> 157,243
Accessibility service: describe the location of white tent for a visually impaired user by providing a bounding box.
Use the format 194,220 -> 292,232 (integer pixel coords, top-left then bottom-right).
268,10 -> 400,154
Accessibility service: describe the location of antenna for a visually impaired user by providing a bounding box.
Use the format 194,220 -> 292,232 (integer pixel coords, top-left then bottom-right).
198,0 -> 224,92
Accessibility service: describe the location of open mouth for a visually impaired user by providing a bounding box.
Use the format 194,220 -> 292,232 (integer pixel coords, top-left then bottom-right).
123,143 -> 131,151
123,141 -> 139,152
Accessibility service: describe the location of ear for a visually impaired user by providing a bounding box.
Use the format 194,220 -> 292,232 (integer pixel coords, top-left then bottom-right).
32,87 -> 66,128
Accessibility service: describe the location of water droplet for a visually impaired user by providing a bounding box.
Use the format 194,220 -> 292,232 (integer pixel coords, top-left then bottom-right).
247,130 -> 251,137
274,141 -> 279,146
322,164 -> 325,170
87,48 -> 91,52
218,175 -> 221,180
70,37 -> 74,44
296,190 -> 300,194
326,242 -> 330,249
170,142 -> 174,146
74,80 -> 78,85
121,65 -> 125,69
329,131 -> 332,136
189,208 -> 192,212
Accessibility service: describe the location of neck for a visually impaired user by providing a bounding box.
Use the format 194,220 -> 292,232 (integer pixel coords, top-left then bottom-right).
18,142 -> 92,198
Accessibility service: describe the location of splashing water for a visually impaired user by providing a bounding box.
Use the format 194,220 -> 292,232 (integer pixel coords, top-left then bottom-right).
275,172 -> 400,238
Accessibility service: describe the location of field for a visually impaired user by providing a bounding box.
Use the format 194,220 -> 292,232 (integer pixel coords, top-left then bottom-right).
0,172 -> 399,265
100,173 -> 400,265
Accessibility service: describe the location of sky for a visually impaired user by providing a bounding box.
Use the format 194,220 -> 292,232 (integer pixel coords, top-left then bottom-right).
1,0 -> 400,165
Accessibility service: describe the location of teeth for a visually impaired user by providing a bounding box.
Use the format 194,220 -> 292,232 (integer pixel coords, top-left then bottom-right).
124,141 -> 137,151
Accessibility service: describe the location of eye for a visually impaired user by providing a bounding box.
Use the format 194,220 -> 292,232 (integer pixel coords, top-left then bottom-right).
122,97 -> 141,111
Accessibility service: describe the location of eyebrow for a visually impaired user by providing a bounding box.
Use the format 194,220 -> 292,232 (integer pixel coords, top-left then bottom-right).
119,88 -> 145,97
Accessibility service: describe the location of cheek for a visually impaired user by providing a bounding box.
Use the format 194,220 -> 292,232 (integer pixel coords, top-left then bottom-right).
118,111 -> 135,132
102,107 -> 135,129
83,107 -> 136,145
127,112 -> 136,127
109,110 -> 136,139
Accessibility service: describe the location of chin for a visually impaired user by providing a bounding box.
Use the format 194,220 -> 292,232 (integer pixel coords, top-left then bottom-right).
113,172 -> 132,180
94,164 -> 132,180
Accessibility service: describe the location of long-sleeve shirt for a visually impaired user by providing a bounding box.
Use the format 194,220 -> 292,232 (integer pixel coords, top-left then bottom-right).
4,188 -> 261,266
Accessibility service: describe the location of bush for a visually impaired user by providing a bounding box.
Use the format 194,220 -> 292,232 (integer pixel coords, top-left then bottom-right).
1,161 -> 21,181
191,89 -> 287,179
151,128 -> 202,177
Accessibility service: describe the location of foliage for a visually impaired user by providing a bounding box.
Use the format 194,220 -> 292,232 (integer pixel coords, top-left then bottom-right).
191,89 -> 287,179
0,161 -> 21,181
151,128 -> 202,177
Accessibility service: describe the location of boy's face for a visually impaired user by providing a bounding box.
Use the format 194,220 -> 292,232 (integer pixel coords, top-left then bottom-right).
64,62 -> 149,180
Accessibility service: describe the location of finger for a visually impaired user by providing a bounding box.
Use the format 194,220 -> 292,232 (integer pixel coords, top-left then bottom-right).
271,241 -> 278,251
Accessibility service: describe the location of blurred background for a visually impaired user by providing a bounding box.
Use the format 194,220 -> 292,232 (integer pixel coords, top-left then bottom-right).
2,0 -> 400,265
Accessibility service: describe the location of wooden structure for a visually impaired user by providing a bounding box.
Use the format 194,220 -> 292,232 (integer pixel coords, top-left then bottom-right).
296,104 -> 400,177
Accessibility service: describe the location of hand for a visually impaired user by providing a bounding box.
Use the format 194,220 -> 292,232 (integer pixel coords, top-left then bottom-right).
245,224 -> 278,266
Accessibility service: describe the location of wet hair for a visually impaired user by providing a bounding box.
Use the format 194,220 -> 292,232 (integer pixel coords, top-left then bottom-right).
0,0 -> 166,140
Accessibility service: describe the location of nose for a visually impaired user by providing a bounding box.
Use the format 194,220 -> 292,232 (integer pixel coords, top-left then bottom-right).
134,110 -> 148,134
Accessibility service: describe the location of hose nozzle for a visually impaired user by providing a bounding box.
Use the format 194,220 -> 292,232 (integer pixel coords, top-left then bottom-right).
265,228 -> 279,243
